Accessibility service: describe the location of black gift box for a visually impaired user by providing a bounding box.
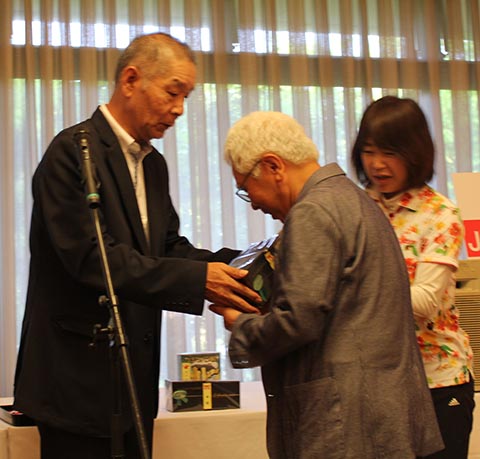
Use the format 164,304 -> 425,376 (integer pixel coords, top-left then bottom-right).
165,380 -> 240,412
0,405 -> 35,426
229,235 -> 278,313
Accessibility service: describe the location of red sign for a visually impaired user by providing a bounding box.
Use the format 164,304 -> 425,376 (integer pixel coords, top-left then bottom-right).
464,219 -> 480,257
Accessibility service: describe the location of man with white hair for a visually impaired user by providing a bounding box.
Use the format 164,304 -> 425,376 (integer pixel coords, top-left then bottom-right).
211,111 -> 444,459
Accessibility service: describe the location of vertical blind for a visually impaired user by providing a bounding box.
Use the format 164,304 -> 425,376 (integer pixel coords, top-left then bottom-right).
1,0 -> 479,396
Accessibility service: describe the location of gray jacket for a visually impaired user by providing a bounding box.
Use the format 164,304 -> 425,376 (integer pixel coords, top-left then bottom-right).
229,164 -> 443,459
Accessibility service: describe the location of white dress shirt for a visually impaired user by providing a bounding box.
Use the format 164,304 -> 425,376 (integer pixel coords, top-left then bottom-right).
99,104 -> 152,242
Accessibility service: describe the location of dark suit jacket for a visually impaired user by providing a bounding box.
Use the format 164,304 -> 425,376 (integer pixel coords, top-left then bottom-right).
13,108 -> 237,436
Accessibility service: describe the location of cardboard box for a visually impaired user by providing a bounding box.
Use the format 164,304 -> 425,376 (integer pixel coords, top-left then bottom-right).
165,380 -> 240,412
178,352 -> 220,380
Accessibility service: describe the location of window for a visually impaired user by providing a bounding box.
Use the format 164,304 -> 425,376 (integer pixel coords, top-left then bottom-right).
1,0 -> 479,396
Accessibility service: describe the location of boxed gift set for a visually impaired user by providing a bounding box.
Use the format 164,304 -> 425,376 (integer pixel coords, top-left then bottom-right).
165,380 -> 240,412
166,351 -> 240,412
178,352 -> 220,381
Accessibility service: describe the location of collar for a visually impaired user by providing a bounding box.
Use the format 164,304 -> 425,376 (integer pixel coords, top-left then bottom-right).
297,163 -> 346,201
99,104 -> 152,159
365,185 -> 429,213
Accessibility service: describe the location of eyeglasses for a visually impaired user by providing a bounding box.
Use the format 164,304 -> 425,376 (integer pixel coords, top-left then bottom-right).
235,159 -> 262,203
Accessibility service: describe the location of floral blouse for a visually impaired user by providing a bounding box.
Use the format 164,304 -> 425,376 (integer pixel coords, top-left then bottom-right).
368,185 -> 473,388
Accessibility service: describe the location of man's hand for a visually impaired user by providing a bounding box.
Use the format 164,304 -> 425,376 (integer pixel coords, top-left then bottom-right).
209,304 -> 242,331
205,262 -> 261,313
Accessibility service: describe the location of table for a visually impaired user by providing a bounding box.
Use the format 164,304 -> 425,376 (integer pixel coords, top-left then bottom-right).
3,385 -> 480,459
0,382 -> 268,459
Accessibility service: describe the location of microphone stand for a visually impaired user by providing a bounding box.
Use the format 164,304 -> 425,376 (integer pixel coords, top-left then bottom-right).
76,131 -> 151,459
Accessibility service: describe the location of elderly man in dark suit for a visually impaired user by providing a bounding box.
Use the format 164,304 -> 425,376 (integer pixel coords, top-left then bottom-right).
211,111 -> 445,459
13,32 -> 259,459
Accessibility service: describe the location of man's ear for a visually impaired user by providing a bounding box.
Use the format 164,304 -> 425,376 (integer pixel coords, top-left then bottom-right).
261,153 -> 284,176
120,66 -> 141,96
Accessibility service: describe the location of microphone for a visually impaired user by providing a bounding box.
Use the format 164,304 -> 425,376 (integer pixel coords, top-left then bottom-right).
74,129 -> 101,209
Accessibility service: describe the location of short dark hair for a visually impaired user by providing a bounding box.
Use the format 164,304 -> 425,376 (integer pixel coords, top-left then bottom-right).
351,96 -> 434,188
114,32 -> 195,85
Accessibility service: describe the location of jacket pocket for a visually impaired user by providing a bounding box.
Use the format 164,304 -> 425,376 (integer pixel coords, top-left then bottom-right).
282,377 -> 346,459
53,315 -> 103,339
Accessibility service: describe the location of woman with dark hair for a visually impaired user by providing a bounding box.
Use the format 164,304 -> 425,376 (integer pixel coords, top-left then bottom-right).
351,95 -> 475,459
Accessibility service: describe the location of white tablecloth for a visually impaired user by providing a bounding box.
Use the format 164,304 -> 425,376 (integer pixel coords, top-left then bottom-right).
0,381 -> 268,459
2,385 -> 480,459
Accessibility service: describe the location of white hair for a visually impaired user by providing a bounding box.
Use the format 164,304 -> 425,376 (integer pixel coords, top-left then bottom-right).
224,111 -> 319,174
